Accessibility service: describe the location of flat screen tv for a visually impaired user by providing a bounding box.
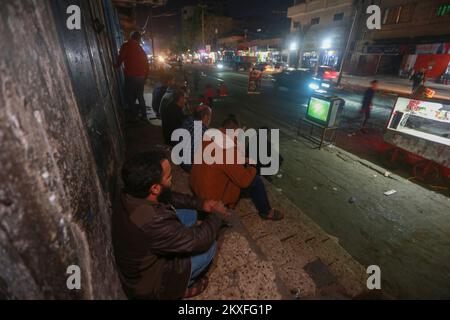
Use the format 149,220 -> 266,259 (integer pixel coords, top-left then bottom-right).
306,95 -> 344,127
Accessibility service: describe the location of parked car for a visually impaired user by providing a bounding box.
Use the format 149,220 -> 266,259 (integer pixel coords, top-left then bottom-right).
233,56 -> 257,71
271,69 -> 330,95
317,66 -> 339,80
215,60 -> 232,71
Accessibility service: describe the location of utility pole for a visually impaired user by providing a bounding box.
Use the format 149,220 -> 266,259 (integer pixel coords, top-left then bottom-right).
296,24 -> 310,69
143,7 -> 156,57
150,8 -> 155,57
199,4 -> 207,48
336,4 -> 359,87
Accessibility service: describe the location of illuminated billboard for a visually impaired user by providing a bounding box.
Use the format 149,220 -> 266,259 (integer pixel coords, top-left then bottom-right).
385,97 -> 450,168
387,97 -> 450,146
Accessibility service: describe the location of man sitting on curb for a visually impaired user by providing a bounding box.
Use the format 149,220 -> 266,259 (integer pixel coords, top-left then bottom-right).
152,74 -> 174,118
190,117 -> 284,221
180,105 -> 212,173
161,89 -> 187,147
112,150 -> 229,300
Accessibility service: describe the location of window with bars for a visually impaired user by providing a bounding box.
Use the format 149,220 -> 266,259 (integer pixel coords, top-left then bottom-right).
333,13 -> 344,21
383,6 -> 401,24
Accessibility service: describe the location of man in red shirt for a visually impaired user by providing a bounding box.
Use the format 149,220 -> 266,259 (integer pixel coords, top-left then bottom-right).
116,31 -> 150,121
205,84 -> 215,108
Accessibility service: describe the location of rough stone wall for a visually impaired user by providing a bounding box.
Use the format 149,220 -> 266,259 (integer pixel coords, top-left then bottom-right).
0,1 -> 124,299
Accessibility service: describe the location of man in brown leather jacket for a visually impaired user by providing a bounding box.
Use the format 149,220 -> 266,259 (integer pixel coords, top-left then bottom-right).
112,150 -> 229,299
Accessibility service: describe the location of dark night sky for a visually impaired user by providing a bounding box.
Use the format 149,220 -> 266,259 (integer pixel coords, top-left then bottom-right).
137,0 -> 294,51
167,0 -> 294,19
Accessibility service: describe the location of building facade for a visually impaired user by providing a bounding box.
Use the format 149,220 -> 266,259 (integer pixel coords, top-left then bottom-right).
287,0 -> 355,69
347,0 -> 450,79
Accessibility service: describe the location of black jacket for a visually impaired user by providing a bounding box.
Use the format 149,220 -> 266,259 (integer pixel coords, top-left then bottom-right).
152,85 -> 167,115
161,101 -> 186,146
362,87 -> 375,108
112,192 -> 222,299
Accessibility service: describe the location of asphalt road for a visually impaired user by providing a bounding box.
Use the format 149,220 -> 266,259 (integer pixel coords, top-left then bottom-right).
183,65 -> 450,299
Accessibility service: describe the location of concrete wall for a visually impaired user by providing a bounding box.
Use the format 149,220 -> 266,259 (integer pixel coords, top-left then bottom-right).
0,0 -> 125,299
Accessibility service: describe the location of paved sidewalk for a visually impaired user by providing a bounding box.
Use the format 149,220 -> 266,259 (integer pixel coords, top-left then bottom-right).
340,74 -> 450,101
123,118 -> 369,300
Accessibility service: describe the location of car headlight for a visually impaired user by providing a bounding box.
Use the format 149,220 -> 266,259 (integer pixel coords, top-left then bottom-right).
309,83 -> 319,90
217,64 -> 224,69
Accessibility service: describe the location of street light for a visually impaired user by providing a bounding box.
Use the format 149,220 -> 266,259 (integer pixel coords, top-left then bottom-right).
321,38 -> 332,50
289,41 -> 298,51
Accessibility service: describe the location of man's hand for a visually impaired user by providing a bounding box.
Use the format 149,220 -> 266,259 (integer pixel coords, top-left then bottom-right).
202,200 -> 230,218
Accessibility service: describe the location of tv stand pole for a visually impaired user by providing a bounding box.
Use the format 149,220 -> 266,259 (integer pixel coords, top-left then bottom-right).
297,117 -> 339,150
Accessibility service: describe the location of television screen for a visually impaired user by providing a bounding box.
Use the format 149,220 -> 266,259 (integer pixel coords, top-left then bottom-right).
307,97 -> 331,124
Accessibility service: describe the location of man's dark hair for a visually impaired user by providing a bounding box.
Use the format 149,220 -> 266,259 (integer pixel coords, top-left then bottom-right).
130,31 -> 141,41
222,114 -> 240,129
194,105 -> 211,121
122,150 -> 166,199
163,74 -> 174,85
172,89 -> 185,104
371,80 -> 378,85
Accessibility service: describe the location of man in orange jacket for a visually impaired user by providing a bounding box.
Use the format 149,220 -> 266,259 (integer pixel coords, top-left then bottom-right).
190,117 -> 284,221
116,31 -> 150,120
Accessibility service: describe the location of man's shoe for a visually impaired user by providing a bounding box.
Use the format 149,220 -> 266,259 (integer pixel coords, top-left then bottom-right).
262,209 -> 284,221
221,220 -> 233,229
184,276 -> 209,299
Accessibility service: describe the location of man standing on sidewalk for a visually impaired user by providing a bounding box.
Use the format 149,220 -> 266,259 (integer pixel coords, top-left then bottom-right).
360,80 -> 378,133
116,31 -> 150,121
410,68 -> 425,94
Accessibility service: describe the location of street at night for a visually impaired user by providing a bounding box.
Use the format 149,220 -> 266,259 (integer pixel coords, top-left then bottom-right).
1,0 -> 450,311
184,65 -> 450,299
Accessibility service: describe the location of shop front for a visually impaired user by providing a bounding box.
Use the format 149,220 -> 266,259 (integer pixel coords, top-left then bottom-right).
403,43 -> 450,81
301,51 -> 318,69
356,42 -> 450,79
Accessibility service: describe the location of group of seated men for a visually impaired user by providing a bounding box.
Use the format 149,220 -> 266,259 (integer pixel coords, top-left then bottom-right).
112,72 -> 284,300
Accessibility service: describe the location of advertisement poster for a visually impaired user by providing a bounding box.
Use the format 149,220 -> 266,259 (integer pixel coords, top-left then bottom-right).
387,97 -> 450,146
248,69 -> 262,94
384,97 -> 450,167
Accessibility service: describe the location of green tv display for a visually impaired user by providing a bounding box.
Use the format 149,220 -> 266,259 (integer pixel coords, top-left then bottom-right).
307,97 -> 331,124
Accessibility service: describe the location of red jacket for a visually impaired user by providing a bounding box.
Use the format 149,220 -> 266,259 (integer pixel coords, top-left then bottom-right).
117,40 -> 150,78
205,87 -> 215,98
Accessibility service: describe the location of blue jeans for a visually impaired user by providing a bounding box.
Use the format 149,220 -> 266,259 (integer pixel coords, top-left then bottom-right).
241,175 -> 271,217
176,209 -> 217,287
